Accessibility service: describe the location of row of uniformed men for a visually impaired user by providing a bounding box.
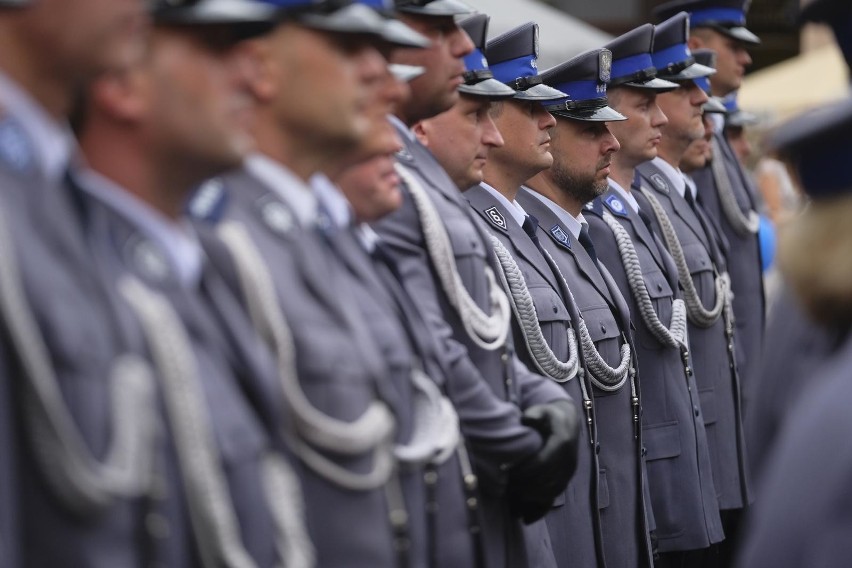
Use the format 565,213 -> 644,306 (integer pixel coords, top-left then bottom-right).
0,0 -> 769,567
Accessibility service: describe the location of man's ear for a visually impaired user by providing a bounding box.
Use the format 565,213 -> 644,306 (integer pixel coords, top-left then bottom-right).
240,36 -> 277,104
89,67 -> 148,124
412,120 -> 431,147
687,35 -> 704,50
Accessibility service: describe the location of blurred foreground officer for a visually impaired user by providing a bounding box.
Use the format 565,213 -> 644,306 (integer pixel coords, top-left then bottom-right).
0,0 -> 151,565
655,0 -> 765,412
585,24 -> 724,565
73,3 -> 315,567
312,55 -> 500,566
187,2 -> 439,566
516,48 -> 656,568
745,0 -> 852,481
376,4 -> 581,567
734,97 -> 852,568
635,13 -> 752,566
475,21 -> 603,568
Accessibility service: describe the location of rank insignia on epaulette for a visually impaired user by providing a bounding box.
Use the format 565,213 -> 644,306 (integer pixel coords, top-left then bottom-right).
650,173 -> 669,193
0,116 -> 34,174
188,178 -> 228,222
550,225 -> 571,249
257,196 -> 295,237
484,206 -> 507,231
604,194 -> 629,217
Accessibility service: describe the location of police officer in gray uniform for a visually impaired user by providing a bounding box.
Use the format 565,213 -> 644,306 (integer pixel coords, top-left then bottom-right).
72,3 -> 314,567
376,3 -> 581,567
188,1 -> 439,565
653,0 -> 765,422
734,95 -> 852,568
746,0 -> 852,482
635,12 -> 752,566
466,21 -> 604,568
0,0 -> 183,565
584,23 -> 724,566
516,48 -> 655,568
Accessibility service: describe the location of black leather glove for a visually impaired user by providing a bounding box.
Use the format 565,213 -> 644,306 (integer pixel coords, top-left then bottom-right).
507,399 -> 580,523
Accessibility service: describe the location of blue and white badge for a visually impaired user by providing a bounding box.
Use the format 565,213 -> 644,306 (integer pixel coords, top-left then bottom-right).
188,178 -> 228,222
484,206 -> 507,231
650,173 -> 669,193
550,224 -> 572,250
604,194 -> 629,217
0,116 -> 34,174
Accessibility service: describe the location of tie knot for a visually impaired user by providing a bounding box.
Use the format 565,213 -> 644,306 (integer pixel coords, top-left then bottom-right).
522,215 -> 539,240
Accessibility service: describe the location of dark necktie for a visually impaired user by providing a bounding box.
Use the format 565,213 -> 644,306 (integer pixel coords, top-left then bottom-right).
521,214 -> 541,247
578,223 -> 599,265
683,185 -> 725,267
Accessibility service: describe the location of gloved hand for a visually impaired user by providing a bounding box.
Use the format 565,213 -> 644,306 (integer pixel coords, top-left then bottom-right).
507,399 -> 580,523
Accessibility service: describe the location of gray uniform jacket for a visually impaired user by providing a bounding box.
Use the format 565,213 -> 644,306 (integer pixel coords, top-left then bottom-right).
691,131 -> 765,417
0,109 -> 203,565
466,184 -> 602,568
734,335 -> 852,568
80,188 -> 287,567
192,169 -> 400,568
746,285 -> 845,482
516,187 -> 653,568
586,185 -> 724,552
635,161 -> 752,512
372,123 -> 570,568
318,216 -> 481,568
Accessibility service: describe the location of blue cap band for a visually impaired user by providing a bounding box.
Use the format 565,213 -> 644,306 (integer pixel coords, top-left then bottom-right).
463,48 -> 489,73
695,75 -> 711,93
549,79 -> 607,105
723,95 -> 738,112
356,0 -> 390,8
652,42 -> 691,70
611,52 -> 654,82
490,54 -> 538,84
690,7 -> 745,26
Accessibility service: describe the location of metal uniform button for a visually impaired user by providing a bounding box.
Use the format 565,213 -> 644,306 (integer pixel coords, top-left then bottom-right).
641,446 -> 647,457
657,283 -> 663,292
694,405 -> 700,417
595,442 -> 601,455
552,306 -> 558,314
600,323 -> 606,334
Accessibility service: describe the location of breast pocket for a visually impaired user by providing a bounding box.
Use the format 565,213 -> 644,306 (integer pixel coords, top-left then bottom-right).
681,242 -> 717,308
638,268 -> 675,350
444,213 -> 489,300
580,304 -> 623,370
528,284 -> 573,361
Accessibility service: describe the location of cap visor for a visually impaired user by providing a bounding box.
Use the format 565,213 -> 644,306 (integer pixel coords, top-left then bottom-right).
703,97 -> 727,113
458,78 -> 517,99
389,63 -> 426,82
623,77 -> 680,91
398,0 -> 473,16
298,4 -> 386,36
155,0 -> 276,28
380,19 -> 430,48
658,62 -> 716,82
551,105 -> 627,122
718,25 -> 761,45
513,83 -> 568,101
727,110 -> 759,127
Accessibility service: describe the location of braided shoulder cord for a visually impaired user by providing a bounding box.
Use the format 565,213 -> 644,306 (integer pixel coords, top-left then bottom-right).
710,137 -> 759,237
119,276 -> 261,568
600,210 -> 688,349
537,244 -> 632,393
395,163 -> 510,351
488,235 -> 579,382
216,221 -> 395,491
0,205 -> 157,515
639,187 -> 730,328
